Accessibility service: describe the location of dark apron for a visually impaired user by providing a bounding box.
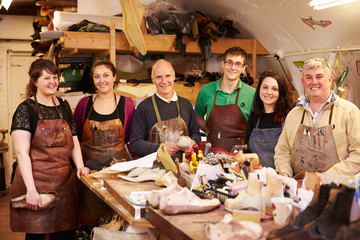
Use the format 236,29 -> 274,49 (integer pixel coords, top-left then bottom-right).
81,94 -> 131,163
248,118 -> 283,169
149,94 -> 189,144
206,89 -> 247,152
290,105 -> 339,175
10,96 -> 79,233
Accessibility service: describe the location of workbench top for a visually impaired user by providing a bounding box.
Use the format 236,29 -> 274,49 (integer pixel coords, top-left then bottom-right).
81,168 -> 280,239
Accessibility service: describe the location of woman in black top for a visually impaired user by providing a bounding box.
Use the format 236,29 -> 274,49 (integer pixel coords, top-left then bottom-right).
10,59 -> 89,240
245,70 -> 293,169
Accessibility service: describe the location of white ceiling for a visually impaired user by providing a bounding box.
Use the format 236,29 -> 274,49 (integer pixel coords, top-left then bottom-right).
165,0 -> 360,56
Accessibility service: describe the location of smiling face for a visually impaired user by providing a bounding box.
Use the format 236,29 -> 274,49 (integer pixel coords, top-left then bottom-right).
302,66 -> 332,102
93,65 -> 116,94
259,76 -> 279,112
151,60 -> 175,100
34,69 -> 59,97
221,54 -> 245,82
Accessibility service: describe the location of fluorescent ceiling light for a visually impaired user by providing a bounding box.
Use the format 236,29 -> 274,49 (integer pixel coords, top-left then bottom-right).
1,0 -> 13,10
309,0 -> 360,10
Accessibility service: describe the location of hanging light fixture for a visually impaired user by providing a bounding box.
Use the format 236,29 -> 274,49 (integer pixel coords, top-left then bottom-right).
309,0 -> 360,10
0,0 -> 13,10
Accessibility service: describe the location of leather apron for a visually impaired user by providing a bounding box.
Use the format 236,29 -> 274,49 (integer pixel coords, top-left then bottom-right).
81,95 -> 131,164
149,95 -> 189,144
206,89 -> 247,152
78,95 -> 127,225
290,105 -> 339,175
248,118 -> 283,169
10,97 -> 79,233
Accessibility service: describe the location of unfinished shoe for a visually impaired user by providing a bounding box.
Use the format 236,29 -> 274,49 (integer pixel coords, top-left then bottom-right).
155,171 -> 178,187
159,187 -> 220,215
148,181 -> 182,208
261,171 -> 283,215
177,136 -> 192,150
11,192 -> 59,211
224,172 -> 265,218
119,168 -> 166,182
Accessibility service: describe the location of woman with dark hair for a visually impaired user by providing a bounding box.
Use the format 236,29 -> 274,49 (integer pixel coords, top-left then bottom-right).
74,60 -> 135,168
245,70 -> 293,169
73,60 -> 135,225
10,59 -> 89,239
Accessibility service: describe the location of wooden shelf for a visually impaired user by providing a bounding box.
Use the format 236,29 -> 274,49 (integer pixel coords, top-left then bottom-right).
60,31 -> 269,79
60,31 -> 268,55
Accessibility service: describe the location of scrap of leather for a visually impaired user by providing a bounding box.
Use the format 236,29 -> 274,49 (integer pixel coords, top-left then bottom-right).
11,192 -> 59,211
157,144 -> 178,174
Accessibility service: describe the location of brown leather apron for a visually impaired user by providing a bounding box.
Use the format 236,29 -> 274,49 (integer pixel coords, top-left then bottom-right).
149,95 -> 189,144
10,96 -> 79,233
79,94 -> 128,225
206,89 -> 247,152
81,94 -> 131,163
290,105 -> 339,175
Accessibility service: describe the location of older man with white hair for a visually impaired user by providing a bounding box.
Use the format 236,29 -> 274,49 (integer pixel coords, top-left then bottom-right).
275,58 -> 360,177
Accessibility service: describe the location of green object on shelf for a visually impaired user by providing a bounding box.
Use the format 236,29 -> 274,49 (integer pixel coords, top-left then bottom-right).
63,69 -> 83,83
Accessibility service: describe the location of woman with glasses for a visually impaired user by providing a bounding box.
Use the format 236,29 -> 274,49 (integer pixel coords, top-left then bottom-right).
245,70 -> 293,169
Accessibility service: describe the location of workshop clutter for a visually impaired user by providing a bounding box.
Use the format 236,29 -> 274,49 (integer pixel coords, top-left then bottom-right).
267,173 -> 359,239
205,214 -> 263,240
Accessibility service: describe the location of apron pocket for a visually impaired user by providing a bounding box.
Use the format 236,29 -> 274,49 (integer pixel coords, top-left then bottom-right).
42,128 -> 67,147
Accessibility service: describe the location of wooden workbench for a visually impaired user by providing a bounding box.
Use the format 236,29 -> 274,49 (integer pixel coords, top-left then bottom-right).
81,171 -> 154,228
81,169 -> 280,239
146,205 -> 279,240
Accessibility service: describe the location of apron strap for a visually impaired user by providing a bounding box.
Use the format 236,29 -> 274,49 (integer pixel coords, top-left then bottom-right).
87,93 -> 119,120
255,117 -> 260,128
152,94 -> 163,129
34,95 -> 63,121
176,100 -> 182,125
235,88 -> 240,105
213,91 -> 218,105
213,88 -> 240,106
34,94 -> 43,121
151,94 -> 182,128
301,104 -> 334,125
301,110 -> 306,124
329,104 -> 334,124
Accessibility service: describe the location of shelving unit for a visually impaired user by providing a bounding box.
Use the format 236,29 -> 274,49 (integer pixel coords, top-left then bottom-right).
59,30 -> 269,80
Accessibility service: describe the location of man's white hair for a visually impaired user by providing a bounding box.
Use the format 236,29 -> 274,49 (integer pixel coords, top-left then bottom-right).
303,58 -> 332,75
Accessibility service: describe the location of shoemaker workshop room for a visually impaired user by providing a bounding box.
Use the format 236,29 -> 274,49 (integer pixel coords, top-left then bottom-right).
1,0 -> 360,239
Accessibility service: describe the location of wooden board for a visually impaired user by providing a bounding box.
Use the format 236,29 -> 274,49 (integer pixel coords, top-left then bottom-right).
146,205 -> 281,240
61,31 -> 269,55
80,173 -> 153,227
104,178 -> 163,219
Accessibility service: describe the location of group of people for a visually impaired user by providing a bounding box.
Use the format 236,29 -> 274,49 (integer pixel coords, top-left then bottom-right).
9,46 -> 360,239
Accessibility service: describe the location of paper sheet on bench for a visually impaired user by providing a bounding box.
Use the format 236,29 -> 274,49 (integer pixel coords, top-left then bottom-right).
110,152 -> 157,172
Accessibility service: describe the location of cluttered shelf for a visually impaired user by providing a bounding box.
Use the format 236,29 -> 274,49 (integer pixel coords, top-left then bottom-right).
58,31 -> 269,79
59,31 -> 268,55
